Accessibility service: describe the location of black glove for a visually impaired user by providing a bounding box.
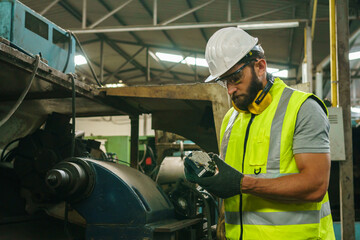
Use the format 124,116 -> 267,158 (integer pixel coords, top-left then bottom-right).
184,153 -> 244,198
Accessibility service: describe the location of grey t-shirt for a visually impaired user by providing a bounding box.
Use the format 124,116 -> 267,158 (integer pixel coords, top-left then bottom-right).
293,97 -> 330,154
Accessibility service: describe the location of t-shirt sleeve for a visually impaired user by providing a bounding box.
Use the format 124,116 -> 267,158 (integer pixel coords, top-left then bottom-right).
293,97 -> 330,154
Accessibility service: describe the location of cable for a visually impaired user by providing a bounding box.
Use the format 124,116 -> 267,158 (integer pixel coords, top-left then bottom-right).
117,159 -> 130,165
67,73 -> 76,158
0,55 -> 40,128
62,31 -> 72,73
199,190 -> 220,216
184,182 -> 213,240
0,137 -> 22,161
2,149 -> 16,162
70,32 -> 102,87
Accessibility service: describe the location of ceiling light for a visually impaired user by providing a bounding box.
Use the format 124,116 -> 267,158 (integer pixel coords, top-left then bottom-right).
155,52 -> 208,67
349,51 -> 360,61
237,21 -> 299,30
155,52 -> 184,63
351,107 -> 360,113
74,55 -> 87,65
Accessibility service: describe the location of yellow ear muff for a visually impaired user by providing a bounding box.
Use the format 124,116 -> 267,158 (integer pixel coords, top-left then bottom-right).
232,100 -> 247,113
232,90 -> 272,115
248,90 -> 272,115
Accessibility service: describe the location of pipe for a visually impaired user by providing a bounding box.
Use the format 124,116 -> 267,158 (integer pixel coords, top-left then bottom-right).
304,27 -> 307,62
82,0 -> 87,29
311,0 -> 318,40
227,0 -> 231,22
71,19 -> 300,34
329,0 -> 337,107
316,27 -> 360,72
153,0 -> 157,25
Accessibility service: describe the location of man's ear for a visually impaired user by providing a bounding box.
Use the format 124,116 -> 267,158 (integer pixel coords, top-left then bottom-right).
255,59 -> 267,78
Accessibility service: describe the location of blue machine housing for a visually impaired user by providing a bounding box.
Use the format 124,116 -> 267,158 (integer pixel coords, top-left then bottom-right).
72,159 -> 175,239
0,0 -> 75,73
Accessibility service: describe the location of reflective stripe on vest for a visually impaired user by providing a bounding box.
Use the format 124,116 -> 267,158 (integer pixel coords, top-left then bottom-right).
220,110 -> 239,159
266,87 -> 294,174
225,201 -> 331,225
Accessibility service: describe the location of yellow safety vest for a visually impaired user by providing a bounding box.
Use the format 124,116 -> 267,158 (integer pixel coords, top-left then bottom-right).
219,78 -> 335,240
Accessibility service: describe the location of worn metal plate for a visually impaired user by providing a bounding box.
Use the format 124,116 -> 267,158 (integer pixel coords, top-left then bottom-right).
103,83 -> 230,153
0,42 -> 124,148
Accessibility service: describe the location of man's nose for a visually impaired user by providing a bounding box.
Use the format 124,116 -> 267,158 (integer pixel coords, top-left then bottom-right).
227,84 -> 237,95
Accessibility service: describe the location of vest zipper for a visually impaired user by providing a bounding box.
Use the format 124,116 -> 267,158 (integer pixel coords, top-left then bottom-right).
240,113 -> 255,240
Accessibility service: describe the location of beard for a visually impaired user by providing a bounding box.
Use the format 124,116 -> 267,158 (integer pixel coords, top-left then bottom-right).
231,67 -> 264,111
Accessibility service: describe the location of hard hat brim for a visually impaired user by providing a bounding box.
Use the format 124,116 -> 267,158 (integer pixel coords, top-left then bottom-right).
205,74 -> 217,83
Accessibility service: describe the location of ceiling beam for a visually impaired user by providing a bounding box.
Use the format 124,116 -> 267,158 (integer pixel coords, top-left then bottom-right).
137,0 -> 178,47
54,0 -> 205,84
104,46 -> 146,83
160,0 -> 215,25
238,0 -> 244,18
106,39 -> 205,55
40,0 -> 61,15
71,19 -> 302,34
89,0 -> 133,29
185,0 -> 208,42
82,38 -> 299,69
97,0 -> 144,44
59,0 -> 148,81
240,3 -> 300,22
136,0 -> 181,81
81,38 -> 101,45
104,67 -> 138,76
152,53 -> 193,80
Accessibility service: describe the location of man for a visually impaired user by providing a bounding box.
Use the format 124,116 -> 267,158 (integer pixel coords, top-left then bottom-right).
184,27 -> 335,239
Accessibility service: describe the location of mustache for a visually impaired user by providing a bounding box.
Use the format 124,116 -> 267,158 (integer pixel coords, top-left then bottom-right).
231,93 -> 246,99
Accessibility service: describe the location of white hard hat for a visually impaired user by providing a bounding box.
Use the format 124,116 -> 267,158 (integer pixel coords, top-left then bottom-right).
205,27 -> 258,82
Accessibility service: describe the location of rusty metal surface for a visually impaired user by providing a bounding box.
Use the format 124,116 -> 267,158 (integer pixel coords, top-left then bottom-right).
103,83 -> 230,153
0,42 -> 124,148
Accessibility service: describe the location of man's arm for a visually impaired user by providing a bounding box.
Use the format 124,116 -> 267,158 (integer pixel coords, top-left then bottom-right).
241,152 -> 331,202
240,98 -> 332,203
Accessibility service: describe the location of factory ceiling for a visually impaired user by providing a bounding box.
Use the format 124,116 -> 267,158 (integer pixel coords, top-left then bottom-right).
20,0 -> 360,87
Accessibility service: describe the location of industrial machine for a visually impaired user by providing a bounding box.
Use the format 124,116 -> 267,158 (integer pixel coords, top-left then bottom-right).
0,0 -> 75,73
0,113 -> 217,239
46,157 -> 176,239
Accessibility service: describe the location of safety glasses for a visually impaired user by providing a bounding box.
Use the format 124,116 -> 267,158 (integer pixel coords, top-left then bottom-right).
215,61 -> 252,88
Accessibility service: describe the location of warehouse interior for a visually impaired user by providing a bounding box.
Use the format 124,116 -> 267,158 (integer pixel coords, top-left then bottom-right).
0,0 -> 360,239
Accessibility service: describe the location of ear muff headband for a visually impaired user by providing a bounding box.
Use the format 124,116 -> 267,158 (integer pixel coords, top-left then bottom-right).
255,74 -> 274,104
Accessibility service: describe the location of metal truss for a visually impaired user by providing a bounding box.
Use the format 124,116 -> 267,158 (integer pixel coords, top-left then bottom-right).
42,0 -> 307,85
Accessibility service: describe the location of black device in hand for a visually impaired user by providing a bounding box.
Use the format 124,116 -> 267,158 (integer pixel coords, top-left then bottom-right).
184,151 -> 216,178
184,152 -> 244,199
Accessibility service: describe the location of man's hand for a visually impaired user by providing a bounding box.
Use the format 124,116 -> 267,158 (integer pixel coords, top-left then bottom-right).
184,153 -> 244,198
